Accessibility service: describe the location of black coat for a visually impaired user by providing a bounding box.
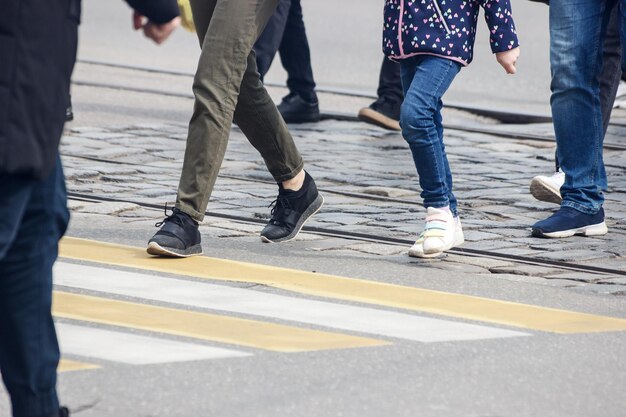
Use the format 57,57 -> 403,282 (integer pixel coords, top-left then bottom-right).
0,0 -> 178,180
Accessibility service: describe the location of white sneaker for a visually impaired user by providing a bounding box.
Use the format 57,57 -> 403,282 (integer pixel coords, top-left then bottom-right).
408,207 -> 464,258
529,170 -> 564,204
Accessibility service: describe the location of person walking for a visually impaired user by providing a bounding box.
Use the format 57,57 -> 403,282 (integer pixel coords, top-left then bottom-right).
358,58 -> 403,131
529,0 -> 622,209
253,0 -> 320,123
0,2 -> 179,417
383,0 -> 520,258
147,0 -> 324,258
531,0 -> 620,238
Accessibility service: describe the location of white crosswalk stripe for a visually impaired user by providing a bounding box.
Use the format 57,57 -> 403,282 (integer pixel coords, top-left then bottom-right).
56,323 -> 250,365
54,262 -> 528,346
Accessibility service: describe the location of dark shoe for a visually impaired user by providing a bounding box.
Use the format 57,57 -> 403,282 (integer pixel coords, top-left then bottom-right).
532,206 -> 608,238
261,172 -> 324,243
358,97 -> 401,131
147,207 -> 202,257
277,93 -> 321,124
48,407 -> 69,417
66,95 -> 74,122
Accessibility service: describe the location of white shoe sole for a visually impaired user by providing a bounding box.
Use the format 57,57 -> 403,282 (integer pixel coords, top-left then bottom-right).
146,241 -> 203,258
533,221 -> 608,238
408,226 -> 465,258
260,195 -> 324,243
529,177 -> 562,204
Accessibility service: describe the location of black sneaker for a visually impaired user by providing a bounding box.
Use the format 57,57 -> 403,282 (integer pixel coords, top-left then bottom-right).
277,93 -> 321,124
532,206 -> 608,238
358,97 -> 401,131
147,207 -> 202,257
261,172 -> 324,243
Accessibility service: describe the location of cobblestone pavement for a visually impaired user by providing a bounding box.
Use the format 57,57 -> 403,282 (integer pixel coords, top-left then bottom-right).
59,119 -> 626,294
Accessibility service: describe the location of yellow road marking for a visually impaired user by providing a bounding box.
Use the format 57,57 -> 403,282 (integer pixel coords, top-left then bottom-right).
52,291 -> 386,352
58,359 -> 100,373
59,237 -> 626,334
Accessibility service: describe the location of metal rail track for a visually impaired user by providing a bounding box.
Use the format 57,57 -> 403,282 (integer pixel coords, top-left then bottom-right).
67,191 -> 626,277
73,59 -> 626,152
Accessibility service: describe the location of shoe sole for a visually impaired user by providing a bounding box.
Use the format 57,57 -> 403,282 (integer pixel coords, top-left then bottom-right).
529,178 -> 562,204
261,194 -> 324,243
358,108 -> 401,131
408,228 -> 465,258
532,221 -> 608,238
146,241 -> 203,258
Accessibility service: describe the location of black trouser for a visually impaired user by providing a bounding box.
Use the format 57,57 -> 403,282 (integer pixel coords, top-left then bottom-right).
0,157 -> 69,417
253,0 -> 317,101
377,57 -> 403,105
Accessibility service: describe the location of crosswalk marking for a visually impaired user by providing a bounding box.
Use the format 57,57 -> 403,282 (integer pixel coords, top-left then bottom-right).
52,292 -> 387,352
55,262 -> 528,343
58,359 -> 100,373
59,237 -> 626,334
56,323 -> 250,364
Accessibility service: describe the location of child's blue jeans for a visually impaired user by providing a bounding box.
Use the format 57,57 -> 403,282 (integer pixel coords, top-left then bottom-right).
399,55 -> 462,217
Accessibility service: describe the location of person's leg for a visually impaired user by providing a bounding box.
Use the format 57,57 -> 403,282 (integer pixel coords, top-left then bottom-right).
530,1 -> 621,204
0,158 -> 69,417
533,0 -> 613,237
253,0 -> 291,80
358,58 -> 403,131
274,0 -> 320,123
399,55 -> 463,257
176,0 -> 283,222
149,0 -> 320,255
378,58 -> 404,105
278,0 -> 316,101
399,56 -> 461,215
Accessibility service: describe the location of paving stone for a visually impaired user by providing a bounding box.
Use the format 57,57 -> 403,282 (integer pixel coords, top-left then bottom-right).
489,264 -> 562,277
358,186 -> 419,198
597,277 -> 626,285
543,272 -> 602,283
343,243 -> 406,256
75,202 -> 140,215
569,284 -> 626,295
445,254 -> 514,269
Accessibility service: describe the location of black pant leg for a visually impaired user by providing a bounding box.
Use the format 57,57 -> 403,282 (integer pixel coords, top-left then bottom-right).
253,0 -> 291,80
377,57 -> 403,105
278,0 -> 317,100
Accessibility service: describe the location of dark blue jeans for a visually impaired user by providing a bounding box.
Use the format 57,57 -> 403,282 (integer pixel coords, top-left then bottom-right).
550,0 -> 620,214
399,55 -> 462,217
0,157 -> 69,417
253,0 -> 317,101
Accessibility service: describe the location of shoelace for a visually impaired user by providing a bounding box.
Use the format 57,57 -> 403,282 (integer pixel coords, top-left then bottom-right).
154,204 -> 186,228
267,195 -> 293,226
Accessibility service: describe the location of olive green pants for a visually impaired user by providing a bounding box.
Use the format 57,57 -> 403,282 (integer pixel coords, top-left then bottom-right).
176,0 -> 304,222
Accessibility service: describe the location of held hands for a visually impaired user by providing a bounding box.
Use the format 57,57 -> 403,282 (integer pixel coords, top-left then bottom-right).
496,47 -> 520,74
133,11 -> 180,44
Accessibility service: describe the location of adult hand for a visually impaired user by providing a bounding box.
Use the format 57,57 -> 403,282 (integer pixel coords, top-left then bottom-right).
133,11 -> 180,44
496,47 -> 521,74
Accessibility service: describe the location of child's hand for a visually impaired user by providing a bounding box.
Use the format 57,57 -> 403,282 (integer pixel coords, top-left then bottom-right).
496,47 -> 520,74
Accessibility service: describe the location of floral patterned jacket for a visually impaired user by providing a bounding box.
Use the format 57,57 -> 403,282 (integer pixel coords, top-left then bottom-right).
383,0 -> 519,66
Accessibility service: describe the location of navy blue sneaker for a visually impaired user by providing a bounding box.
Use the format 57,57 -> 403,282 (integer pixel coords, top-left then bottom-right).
532,206 -> 608,238
147,207 -> 202,257
261,172 -> 324,243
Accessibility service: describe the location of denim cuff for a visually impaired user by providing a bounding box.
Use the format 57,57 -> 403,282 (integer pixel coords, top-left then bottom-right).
561,200 -> 601,215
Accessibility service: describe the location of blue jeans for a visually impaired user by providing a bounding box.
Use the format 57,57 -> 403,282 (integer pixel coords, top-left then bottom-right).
0,157 -> 69,417
550,0 -> 619,214
399,55 -> 462,216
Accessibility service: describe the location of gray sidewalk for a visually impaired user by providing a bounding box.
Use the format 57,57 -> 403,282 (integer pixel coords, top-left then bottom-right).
59,117 -> 626,292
